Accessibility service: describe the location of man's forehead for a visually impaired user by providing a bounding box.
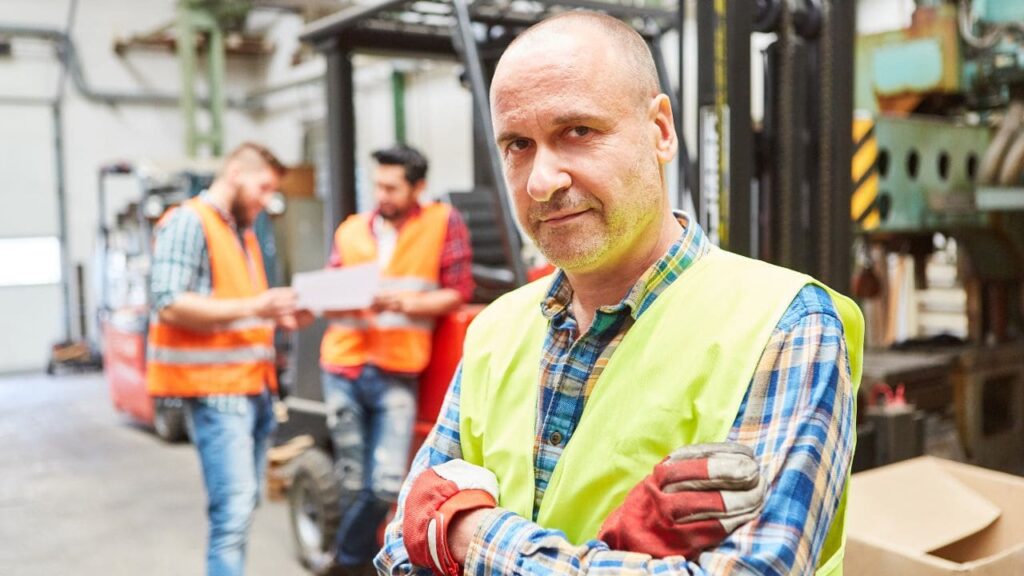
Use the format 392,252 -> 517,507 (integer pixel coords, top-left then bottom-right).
499,24 -> 603,68
492,38 -> 605,104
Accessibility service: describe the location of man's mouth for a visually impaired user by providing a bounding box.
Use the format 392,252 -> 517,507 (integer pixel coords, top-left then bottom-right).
539,209 -> 587,224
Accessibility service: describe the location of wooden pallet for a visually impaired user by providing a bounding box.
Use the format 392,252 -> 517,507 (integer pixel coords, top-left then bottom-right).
266,434 -> 315,501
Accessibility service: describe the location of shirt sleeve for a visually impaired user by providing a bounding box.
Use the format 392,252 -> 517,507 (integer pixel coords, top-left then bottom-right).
375,365 -> 467,575
438,208 -> 475,302
149,207 -> 207,311
456,285 -> 853,575
699,284 -> 854,574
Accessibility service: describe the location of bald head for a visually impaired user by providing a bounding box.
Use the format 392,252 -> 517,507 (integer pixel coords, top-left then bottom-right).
496,11 -> 661,104
487,9 -> 679,277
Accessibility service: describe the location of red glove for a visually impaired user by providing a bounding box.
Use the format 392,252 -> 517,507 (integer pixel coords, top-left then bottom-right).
403,459 -> 499,576
598,442 -> 765,559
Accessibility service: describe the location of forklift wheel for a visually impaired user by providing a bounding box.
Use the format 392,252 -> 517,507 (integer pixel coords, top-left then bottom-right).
289,447 -> 342,568
153,398 -> 188,443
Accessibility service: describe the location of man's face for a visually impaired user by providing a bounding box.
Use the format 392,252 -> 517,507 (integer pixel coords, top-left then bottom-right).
490,30 -> 672,274
230,166 -> 279,228
374,164 -> 421,221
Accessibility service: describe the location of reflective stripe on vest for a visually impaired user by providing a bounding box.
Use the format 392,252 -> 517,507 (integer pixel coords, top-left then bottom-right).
320,203 -> 450,374
328,312 -> 433,332
146,197 -> 278,397
148,344 -> 275,365
459,247 -> 864,574
375,311 -> 434,331
221,317 -> 276,331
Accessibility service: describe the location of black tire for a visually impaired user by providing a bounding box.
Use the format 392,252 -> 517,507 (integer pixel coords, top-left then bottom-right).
289,448 -> 342,568
153,398 -> 188,443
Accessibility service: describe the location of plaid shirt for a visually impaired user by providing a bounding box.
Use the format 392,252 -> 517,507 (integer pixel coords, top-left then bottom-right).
327,203 -> 475,302
150,194 -> 245,312
377,214 -> 854,576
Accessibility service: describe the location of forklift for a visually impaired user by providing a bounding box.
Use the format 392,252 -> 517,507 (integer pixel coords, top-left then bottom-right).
279,0 -> 685,567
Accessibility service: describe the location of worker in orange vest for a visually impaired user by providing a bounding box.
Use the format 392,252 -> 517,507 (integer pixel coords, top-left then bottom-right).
314,144 -> 474,576
148,142 -> 313,576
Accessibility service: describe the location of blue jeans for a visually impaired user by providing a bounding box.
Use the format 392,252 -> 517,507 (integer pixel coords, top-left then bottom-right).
187,391 -> 277,576
322,366 -> 418,566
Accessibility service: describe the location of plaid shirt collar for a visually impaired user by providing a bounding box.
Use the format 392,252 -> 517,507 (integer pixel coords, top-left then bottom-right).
540,211 -> 710,322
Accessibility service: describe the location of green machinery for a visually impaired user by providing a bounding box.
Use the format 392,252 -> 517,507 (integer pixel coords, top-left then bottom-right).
854,0 -> 1024,472
855,0 -> 1024,232
176,0 -> 252,157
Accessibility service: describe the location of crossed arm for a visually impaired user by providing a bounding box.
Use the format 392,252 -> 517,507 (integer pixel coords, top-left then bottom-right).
377,292 -> 854,575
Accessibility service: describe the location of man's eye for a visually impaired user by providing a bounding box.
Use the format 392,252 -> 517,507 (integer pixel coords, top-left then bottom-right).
508,138 -> 531,152
570,126 -> 591,137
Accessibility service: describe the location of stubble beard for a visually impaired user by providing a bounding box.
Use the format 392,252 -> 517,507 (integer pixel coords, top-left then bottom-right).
529,156 -> 658,273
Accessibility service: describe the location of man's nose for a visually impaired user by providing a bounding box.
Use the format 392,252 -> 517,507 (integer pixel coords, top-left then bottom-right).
526,147 -> 571,202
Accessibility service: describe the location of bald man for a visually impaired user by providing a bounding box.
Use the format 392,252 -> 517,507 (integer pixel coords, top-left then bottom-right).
149,142 -> 313,576
376,11 -> 862,576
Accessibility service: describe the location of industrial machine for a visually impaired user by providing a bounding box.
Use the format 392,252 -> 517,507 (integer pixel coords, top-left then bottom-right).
97,159 -> 283,442
850,0 -> 1024,472
280,0 -> 683,567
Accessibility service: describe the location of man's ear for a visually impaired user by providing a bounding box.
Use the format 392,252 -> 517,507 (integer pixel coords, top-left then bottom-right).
412,179 -> 427,198
650,94 -> 678,166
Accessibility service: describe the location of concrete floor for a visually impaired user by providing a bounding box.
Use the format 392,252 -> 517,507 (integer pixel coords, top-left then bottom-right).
0,372 -> 309,576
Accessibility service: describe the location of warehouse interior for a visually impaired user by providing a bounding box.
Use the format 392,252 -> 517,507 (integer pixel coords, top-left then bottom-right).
3,0 -> 1024,574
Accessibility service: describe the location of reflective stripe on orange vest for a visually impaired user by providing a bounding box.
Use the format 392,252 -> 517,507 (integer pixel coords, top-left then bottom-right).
148,344 -> 275,365
320,203 -> 451,374
146,197 -> 277,397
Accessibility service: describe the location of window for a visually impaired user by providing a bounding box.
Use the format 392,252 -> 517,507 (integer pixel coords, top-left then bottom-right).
0,236 -> 62,286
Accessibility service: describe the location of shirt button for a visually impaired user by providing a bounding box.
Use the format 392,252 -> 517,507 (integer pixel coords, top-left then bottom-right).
549,431 -> 563,446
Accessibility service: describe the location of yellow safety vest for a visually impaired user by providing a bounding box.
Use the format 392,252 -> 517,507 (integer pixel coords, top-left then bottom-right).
460,247 -> 863,575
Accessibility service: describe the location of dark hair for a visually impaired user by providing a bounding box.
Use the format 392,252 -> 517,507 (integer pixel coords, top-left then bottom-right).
226,141 -> 287,177
372,144 -> 428,185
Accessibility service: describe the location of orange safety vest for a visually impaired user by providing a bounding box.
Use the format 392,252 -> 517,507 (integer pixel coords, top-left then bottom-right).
320,203 -> 451,375
146,197 -> 277,397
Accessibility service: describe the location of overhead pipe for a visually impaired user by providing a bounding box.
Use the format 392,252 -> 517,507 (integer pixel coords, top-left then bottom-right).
0,22 -> 320,112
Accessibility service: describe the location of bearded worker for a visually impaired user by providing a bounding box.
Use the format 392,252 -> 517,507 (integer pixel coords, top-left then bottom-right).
148,142 -> 312,576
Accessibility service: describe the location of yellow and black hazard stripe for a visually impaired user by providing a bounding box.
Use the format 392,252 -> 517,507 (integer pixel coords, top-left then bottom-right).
851,117 -> 881,230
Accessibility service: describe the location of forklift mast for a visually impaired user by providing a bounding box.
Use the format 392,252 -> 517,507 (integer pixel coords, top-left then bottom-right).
695,0 -> 855,291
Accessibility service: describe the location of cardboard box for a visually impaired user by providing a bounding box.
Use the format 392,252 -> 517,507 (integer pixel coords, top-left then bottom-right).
279,164 -> 316,198
845,457 -> 1024,575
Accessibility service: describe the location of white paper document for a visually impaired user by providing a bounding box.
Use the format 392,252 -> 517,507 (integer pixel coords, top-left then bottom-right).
292,263 -> 380,312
